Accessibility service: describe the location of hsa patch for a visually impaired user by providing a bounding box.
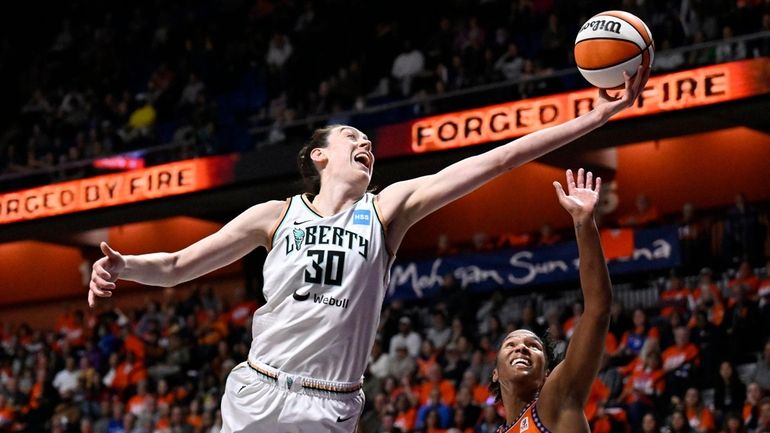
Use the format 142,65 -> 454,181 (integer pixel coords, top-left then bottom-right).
353,210 -> 371,225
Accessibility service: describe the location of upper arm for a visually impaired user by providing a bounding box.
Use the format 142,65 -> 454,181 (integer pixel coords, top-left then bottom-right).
171,199 -> 287,282
539,312 -> 610,420
376,149 -> 509,246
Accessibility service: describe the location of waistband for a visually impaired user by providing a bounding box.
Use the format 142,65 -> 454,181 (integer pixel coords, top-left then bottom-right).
246,358 -> 363,397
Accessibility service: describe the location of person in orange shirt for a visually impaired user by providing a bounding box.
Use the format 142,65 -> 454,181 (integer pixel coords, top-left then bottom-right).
155,378 -> 175,408
121,325 -> 146,362
585,378 -> 611,433
418,364 -> 456,406
729,261 -> 761,301
416,340 -> 439,380
489,167 -> 652,433
562,301 -> 583,340
743,382 -> 764,431
127,380 -> 150,416
618,194 -> 660,228
662,326 -> 700,398
0,394 -> 15,432
684,387 -> 716,433
620,350 -> 666,430
393,393 -> 418,432
690,268 -> 723,304
460,370 -> 489,406
659,275 -> 691,318
112,351 -> 147,391
536,223 -> 562,247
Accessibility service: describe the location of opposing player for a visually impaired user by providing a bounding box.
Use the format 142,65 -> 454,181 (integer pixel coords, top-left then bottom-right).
490,168 -> 613,433
89,66 -> 649,432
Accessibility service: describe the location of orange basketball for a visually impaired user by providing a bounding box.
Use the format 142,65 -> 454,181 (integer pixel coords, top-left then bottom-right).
574,11 -> 655,89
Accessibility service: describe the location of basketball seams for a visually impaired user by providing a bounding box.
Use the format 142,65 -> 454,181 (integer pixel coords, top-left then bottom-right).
596,11 -> 652,45
574,10 -> 654,88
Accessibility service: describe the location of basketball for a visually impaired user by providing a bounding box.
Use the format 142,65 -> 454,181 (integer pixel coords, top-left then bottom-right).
574,11 -> 655,89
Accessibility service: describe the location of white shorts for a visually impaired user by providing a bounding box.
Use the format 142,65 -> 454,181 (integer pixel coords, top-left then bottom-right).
220,361 -> 365,433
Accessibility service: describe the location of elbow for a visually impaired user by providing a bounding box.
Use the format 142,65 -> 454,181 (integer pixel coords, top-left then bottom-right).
161,252 -> 183,287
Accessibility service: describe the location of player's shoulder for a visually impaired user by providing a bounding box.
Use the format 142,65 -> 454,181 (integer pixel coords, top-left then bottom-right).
233,199 -> 290,227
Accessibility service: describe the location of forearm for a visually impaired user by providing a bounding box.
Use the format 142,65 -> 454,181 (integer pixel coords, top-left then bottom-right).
498,108 -> 608,171
574,216 -> 613,317
121,252 -> 180,287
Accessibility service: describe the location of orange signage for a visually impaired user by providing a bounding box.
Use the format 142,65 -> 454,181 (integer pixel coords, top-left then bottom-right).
0,155 -> 237,224
411,58 -> 770,153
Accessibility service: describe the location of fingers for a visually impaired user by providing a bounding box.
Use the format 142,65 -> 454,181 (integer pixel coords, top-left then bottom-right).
553,181 -> 566,201
89,279 -> 114,307
577,168 -> 585,189
94,267 -> 112,282
566,169 -> 576,194
586,170 -> 593,190
595,176 -> 602,194
100,242 -> 120,260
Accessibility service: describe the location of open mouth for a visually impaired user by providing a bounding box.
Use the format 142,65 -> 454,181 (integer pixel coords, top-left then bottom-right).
510,358 -> 531,367
353,152 -> 372,171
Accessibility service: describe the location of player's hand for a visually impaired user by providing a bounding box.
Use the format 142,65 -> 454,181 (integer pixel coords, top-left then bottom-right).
553,168 -> 600,224
88,242 -> 126,307
595,65 -> 650,119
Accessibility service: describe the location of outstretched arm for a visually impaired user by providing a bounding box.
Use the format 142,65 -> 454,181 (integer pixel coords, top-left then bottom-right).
88,200 -> 286,307
377,67 -> 650,252
540,169 -> 612,417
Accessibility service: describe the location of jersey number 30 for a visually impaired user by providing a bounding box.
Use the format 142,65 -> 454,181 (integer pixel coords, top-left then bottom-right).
304,250 -> 345,286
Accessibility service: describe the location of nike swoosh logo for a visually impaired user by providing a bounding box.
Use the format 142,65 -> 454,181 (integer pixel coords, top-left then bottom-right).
294,220 -> 311,225
336,415 -> 354,423
293,290 -> 310,301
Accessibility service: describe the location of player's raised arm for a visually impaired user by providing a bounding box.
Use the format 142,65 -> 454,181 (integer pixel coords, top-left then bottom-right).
88,199 -> 286,307
376,66 -> 650,251
538,168 -> 612,418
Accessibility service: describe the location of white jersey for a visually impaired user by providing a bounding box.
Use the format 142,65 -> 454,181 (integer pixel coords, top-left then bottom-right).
248,193 -> 393,383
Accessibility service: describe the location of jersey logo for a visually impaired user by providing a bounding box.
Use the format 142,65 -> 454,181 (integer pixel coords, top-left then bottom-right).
294,220 -> 311,225
353,210 -> 371,225
292,228 -> 305,250
520,416 -> 529,432
292,289 -> 310,301
336,415 -> 355,423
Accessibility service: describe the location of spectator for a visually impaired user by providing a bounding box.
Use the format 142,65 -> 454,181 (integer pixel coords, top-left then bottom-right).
715,26 -> 748,63
618,194 -> 661,228
620,350 -> 666,430
664,410 -> 697,433
715,361 -> 747,418
52,356 -> 80,397
390,317 -> 423,358
494,43 -> 525,81
662,326 -> 700,398
427,311 -> 452,351
722,412 -> 747,433
614,308 -> 660,363
390,344 -> 418,380
370,338 -> 392,380
415,388 -> 452,429
744,382 -> 764,431
391,40 -> 426,97
684,387 -> 717,433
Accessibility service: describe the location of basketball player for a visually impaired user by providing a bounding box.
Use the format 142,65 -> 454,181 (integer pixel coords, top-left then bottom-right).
88,66 -> 649,432
490,167 -> 612,433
